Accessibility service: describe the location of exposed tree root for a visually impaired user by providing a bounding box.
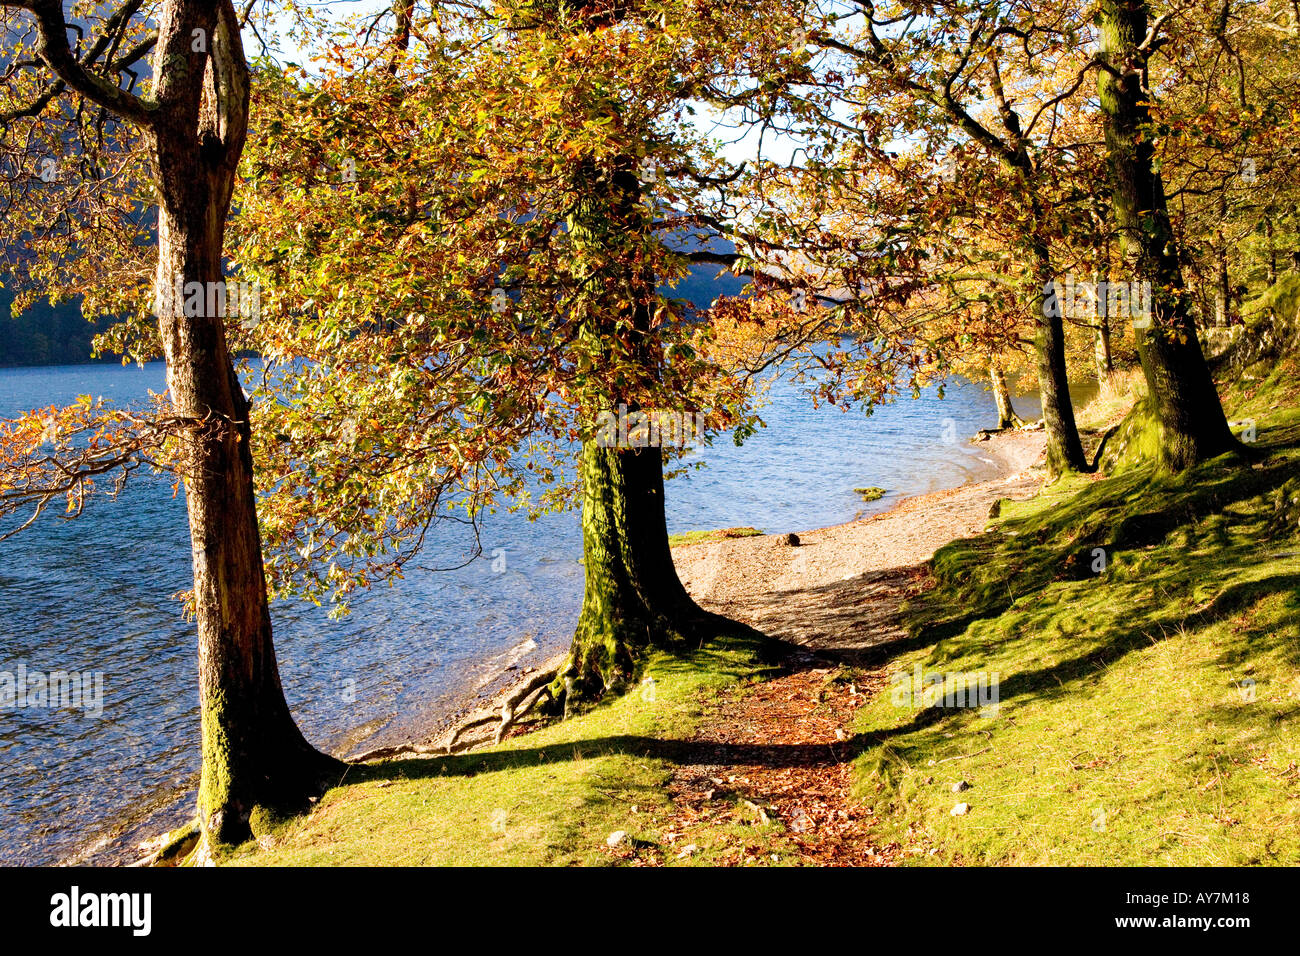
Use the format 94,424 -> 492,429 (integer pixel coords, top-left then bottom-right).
129,819 -> 200,867
351,657 -> 565,763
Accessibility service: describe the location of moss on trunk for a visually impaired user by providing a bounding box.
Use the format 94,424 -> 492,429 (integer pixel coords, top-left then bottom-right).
564,440 -> 731,698
1097,0 -> 1239,472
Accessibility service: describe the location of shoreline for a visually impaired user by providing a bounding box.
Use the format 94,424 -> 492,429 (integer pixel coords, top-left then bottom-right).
671,427 -> 1046,659
88,424 -> 1045,866
346,425 -> 1047,759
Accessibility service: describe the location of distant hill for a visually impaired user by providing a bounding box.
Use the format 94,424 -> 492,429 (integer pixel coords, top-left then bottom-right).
660,225 -> 750,314
0,264 -> 748,368
0,221 -> 748,366
667,261 -> 750,314
0,290 -> 117,367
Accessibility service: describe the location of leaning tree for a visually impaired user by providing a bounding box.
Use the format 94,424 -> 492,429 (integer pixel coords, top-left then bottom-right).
0,0 -> 341,849
1096,0 -> 1241,470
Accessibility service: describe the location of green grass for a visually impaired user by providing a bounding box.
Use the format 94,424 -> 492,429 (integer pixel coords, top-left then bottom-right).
1075,366 -> 1146,434
847,358 -> 1300,864
1243,271 -> 1300,326
667,526 -> 763,547
225,633 -> 781,866
227,349 -> 1300,867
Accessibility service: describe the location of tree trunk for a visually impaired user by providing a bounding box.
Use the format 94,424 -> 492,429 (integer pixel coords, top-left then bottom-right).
979,88 -> 1087,474
1094,315 -> 1113,384
1032,245 -> 1089,476
560,155 -> 732,699
1093,249 -> 1114,382
1215,232 -> 1230,328
1265,217 -> 1278,285
990,362 -> 1025,429
148,0 -> 339,846
1097,0 -> 1238,471
567,441 -> 714,695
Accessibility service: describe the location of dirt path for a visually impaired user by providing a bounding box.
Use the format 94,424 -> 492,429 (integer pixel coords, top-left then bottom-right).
661,430 -> 1047,865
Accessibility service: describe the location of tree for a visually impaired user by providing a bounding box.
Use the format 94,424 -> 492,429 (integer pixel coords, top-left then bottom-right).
1151,2 -> 1300,323
792,0 -> 1094,475
231,1 -> 784,702
1096,0 -> 1240,470
0,0 -> 340,849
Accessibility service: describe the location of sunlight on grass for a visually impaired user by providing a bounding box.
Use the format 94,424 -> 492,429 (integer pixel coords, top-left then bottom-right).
849,365 -> 1300,865
226,637 -> 771,866
667,527 -> 764,547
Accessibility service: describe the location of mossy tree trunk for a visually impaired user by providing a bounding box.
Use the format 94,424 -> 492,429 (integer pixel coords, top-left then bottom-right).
146,0 -> 340,845
990,362 -> 1025,430
1097,0 -> 1238,471
568,441 -> 714,695
1031,244 -> 1089,476
561,154 -> 731,699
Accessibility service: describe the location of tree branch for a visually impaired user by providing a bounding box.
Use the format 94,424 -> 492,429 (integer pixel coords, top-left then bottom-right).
6,0 -> 156,124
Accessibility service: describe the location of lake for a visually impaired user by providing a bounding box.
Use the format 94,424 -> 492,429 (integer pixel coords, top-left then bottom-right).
0,359 -> 1044,864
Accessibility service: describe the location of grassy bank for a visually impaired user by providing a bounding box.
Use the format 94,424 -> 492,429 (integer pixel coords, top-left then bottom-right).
229,356 -> 1299,867
667,526 -> 763,548
848,355 -> 1300,864
226,635 -> 775,866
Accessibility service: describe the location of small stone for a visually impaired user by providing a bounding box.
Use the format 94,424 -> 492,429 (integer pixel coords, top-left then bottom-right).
952,780 -> 972,793
676,844 -> 698,860
781,532 -> 800,546
606,830 -> 627,847
951,803 -> 971,816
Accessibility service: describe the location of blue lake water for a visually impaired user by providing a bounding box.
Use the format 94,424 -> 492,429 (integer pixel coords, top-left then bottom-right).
0,359 -> 1043,865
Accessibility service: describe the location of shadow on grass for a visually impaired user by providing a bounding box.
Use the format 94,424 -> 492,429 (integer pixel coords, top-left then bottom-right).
349,732 -> 875,784
914,439 -> 1300,642
341,427 -> 1300,794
